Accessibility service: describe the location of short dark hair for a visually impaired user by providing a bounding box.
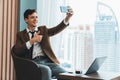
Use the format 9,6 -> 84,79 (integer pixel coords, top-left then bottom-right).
24,9 -> 36,19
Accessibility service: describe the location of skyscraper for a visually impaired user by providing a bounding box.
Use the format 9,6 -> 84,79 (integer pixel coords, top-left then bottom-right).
94,2 -> 119,72
63,25 -> 93,70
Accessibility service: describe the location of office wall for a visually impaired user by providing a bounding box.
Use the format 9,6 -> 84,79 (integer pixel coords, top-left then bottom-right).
0,0 -> 18,80
19,0 -> 37,31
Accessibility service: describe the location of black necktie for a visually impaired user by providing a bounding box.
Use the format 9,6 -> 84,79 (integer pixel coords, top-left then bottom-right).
29,31 -> 35,59
30,31 -> 35,38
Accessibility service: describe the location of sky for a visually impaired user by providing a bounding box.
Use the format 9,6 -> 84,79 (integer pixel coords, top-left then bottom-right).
68,0 -> 120,28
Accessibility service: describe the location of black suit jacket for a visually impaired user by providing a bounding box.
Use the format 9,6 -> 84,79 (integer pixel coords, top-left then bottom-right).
12,20 -> 68,64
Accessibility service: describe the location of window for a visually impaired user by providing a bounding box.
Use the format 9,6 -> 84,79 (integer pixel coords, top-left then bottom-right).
37,0 -> 120,72
57,0 -> 120,72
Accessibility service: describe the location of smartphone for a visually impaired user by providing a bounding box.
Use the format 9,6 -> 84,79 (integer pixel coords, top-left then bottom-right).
60,6 -> 68,13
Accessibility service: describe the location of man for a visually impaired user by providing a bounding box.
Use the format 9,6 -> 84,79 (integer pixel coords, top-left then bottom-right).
12,8 -> 73,80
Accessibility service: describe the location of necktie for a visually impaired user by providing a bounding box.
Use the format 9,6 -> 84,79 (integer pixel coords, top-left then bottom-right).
29,31 -> 35,59
30,31 -> 35,38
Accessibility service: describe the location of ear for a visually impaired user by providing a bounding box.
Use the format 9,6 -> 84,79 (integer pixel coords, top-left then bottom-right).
24,18 -> 28,23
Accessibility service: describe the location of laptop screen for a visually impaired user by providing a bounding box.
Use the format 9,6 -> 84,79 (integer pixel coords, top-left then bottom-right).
85,56 -> 107,75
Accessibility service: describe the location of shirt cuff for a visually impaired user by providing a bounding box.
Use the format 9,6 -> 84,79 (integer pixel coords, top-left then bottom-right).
64,19 -> 69,25
26,41 -> 31,49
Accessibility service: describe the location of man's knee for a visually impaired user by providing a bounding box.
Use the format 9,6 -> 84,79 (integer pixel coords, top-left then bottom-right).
39,65 -> 52,75
39,65 -> 52,80
43,66 -> 51,73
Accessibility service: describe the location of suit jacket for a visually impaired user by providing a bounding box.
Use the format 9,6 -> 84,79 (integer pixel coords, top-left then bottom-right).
12,20 -> 68,64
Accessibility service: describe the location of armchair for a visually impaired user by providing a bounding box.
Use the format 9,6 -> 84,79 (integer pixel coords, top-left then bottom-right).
11,50 -> 42,80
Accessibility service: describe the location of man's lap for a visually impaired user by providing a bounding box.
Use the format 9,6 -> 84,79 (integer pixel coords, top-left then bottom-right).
33,57 -> 66,78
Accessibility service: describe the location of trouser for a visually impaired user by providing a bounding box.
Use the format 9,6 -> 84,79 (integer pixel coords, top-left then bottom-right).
33,56 -> 66,80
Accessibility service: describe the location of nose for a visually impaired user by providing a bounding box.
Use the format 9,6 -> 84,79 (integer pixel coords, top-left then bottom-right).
34,17 -> 38,21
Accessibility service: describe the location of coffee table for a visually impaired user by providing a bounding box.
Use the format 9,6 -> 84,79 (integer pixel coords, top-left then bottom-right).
58,71 -> 120,80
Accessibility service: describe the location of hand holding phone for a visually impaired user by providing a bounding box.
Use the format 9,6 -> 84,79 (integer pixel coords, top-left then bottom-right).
62,6 -> 73,22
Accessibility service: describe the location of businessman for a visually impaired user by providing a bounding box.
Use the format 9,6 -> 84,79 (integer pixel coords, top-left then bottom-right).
12,8 -> 73,80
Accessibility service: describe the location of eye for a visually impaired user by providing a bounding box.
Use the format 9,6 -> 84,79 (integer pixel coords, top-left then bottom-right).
30,16 -> 34,19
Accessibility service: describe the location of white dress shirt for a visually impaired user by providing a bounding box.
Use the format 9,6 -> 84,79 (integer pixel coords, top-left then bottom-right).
26,28 -> 44,59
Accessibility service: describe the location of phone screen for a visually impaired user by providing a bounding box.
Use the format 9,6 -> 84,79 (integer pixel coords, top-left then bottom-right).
60,6 -> 68,13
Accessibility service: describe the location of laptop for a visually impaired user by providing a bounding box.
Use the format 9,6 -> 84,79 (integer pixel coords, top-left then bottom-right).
83,56 -> 107,75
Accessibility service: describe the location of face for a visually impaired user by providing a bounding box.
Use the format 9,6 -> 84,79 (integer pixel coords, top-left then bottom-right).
25,12 -> 38,28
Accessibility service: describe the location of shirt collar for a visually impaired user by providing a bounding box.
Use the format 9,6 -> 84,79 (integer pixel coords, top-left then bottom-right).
26,27 -> 38,33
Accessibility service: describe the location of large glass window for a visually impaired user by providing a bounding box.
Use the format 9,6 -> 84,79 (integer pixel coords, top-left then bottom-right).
37,0 -> 120,72
62,0 -> 120,72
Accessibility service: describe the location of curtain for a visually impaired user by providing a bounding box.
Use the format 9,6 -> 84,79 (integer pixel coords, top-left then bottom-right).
0,0 -> 18,80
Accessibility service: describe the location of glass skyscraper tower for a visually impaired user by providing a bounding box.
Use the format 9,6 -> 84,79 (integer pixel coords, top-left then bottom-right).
94,2 -> 119,72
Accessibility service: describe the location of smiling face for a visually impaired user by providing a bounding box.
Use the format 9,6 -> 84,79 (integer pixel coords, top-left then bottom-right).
25,12 -> 38,30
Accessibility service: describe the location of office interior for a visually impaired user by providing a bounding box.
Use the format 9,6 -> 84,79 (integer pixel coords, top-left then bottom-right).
0,0 -> 120,80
